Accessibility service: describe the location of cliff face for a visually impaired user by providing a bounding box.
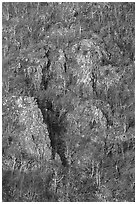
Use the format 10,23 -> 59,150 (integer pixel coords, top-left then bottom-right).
2,2 -> 135,202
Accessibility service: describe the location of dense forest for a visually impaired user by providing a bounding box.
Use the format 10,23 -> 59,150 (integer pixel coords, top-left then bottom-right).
2,2 -> 135,202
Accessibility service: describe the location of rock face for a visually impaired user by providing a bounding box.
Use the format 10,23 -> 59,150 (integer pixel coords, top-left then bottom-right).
36,98 -> 69,167
2,2 -> 135,202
